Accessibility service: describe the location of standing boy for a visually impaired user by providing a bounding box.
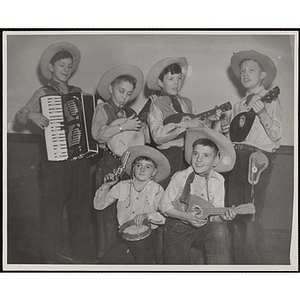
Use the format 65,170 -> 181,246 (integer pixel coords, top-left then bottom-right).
147,57 -> 221,189
159,128 -> 236,264
15,42 -> 95,263
91,65 -> 145,258
221,50 -> 283,264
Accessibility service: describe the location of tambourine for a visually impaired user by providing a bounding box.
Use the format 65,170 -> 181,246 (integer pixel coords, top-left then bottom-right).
119,219 -> 151,241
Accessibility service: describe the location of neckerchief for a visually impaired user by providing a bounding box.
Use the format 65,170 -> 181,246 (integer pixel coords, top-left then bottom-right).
160,91 -> 183,113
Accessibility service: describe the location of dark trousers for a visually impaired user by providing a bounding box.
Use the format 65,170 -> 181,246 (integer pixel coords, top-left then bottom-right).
40,155 -> 95,263
225,148 -> 274,264
163,218 -> 231,264
99,230 -> 157,264
95,150 -> 129,257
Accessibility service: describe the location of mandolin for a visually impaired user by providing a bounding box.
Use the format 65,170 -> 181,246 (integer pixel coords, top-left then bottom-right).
177,194 -> 255,222
107,98 -> 153,157
229,86 -> 280,143
163,102 -> 232,140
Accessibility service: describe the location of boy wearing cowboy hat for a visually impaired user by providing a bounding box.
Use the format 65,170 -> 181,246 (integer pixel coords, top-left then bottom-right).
159,128 -> 236,264
94,145 -> 170,264
147,57 -> 221,190
15,42 -> 96,264
91,65 -> 146,258
220,50 -> 283,264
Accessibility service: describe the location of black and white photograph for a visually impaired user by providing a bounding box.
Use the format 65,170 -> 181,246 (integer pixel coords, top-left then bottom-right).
3,30 -> 298,272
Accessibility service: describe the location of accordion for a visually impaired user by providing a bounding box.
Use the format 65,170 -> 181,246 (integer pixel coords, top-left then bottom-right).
40,92 -> 98,161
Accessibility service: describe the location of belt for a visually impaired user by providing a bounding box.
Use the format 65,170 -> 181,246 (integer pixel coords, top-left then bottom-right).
234,144 -> 271,154
103,147 -> 121,160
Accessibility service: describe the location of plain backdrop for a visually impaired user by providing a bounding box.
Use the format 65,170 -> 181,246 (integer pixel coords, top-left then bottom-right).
4,31 -> 296,146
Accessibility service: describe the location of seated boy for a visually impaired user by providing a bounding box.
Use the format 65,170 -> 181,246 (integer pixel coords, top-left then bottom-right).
159,128 -> 236,264
147,57 -> 221,189
94,145 -> 170,264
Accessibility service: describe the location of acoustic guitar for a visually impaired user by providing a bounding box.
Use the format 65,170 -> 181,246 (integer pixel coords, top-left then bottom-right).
162,102 -> 232,140
177,194 -> 255,222
107,98 -> 152,157
229,86 -> 280,143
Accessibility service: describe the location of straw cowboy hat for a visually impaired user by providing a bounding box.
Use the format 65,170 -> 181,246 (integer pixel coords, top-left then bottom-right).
146,57 -> 188,91
123,145 -> 170,183
185,128 -> 236,173
231,50 -> 277,88
97,65 -> 144,101
39,42 -> 81,80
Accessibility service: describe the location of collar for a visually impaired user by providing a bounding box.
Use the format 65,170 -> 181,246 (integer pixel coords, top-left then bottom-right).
245,85 -> 265,98
187,166 -> 221,181
105,98 -> 125,114
49,79 -> 69,94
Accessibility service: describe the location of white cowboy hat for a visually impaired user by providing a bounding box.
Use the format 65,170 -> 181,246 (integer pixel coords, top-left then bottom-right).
97,64 -> 144,101
123,145 -> 170,183
231,50 -> 277,88
146,57 -> 188,91
185,128 -> 236,173
39,42 -> 81,80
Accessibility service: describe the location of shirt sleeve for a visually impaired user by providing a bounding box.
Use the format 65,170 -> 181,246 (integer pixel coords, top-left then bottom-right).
93,183 -> 121,210
91,103 -> 114,143
147,185 -> 166,225
259,98 -> 283,142
148,102 -> 186,145
15,88 -> 45,124
159,172 -> 183,214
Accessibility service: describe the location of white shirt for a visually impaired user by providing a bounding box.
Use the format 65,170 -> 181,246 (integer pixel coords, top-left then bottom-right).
94,179 -> 165,228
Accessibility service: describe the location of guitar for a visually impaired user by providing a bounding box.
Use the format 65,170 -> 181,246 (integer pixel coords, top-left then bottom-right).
229,86 -> 280,143
175,194 -> 255,222
107,98 -> 153,157
162,102 -> 232,140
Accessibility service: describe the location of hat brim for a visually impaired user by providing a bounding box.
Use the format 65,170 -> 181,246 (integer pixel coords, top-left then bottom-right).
231,50 -> 276,88
39,42 -> 81,80
185,128 -> 236,173
97,65 -> 144,101
123,145 -> 170,183
146,57 -> 188,91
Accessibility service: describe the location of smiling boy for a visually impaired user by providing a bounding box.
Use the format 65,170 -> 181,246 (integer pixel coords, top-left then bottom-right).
159,128 -> 236,264
220,50 -> 283,264
94,145 -> 170,264
15,42 -> 95,264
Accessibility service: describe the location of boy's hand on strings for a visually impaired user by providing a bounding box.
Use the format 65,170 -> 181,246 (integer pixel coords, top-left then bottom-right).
220,207 -> 236,221
252,100 -> 267,115
184,211 -> 207,228
149,94 -> 158,103
27,112 -> 49,130
180,118 -> 205,129
133,213 -> 148,227
207,108 -> 222,121
123,114 -> 141,131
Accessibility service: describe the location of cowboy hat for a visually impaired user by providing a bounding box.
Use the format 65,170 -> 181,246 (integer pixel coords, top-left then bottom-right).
39,42 -> 81,80
123,145 -> 170,183
185,128 -> 236,173
97,65 -> 144,101
231,50 -> 277,88
146,57 -> 188,91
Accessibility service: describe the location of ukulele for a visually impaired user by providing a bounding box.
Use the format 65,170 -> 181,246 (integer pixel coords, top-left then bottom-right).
229,86 -> 280,143
163,102 -> 232,140
177,194 -> 255,222
107,98 -> 153,157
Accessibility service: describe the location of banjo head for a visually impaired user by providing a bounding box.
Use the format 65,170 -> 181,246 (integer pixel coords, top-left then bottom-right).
119,219 -> 152,241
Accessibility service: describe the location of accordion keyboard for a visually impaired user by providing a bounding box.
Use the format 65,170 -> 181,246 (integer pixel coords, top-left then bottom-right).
40,95 -> 68,161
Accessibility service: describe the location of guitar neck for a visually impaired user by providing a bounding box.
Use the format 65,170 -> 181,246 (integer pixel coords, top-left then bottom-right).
196,102 -> 232,120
